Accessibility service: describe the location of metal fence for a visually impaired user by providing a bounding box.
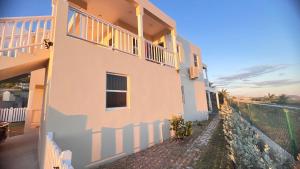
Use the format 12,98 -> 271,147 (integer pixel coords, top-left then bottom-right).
231,102 -> 300,158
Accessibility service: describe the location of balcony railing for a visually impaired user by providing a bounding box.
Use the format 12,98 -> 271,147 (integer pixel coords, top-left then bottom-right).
145,40 -> 176,67
67,6 -> 138,56
67,6 -> 176,68
0,16 -> 53,57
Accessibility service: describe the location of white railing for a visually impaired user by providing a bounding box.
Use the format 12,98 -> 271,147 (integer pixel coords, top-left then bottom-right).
0,16 -> 54,57
67,6 -> 177,68
145,40 -> 176,67
67,6 -> 139,56
44,132 -> 74,169
0,107 -> 27,122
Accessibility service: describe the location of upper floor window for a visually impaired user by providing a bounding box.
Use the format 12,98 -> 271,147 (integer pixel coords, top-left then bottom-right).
106,73 -> 127,108
193,54 -> 198,67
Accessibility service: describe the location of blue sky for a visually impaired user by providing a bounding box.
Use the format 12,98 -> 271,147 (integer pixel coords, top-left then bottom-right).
1,0 -> 300,96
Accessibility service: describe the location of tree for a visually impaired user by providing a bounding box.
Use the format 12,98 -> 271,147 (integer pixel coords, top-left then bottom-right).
277,94 -> 289,105
265,93 -> 276,103
219,89 -> 229,105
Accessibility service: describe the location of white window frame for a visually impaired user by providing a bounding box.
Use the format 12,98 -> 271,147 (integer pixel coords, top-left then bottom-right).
105,72 -> 129,110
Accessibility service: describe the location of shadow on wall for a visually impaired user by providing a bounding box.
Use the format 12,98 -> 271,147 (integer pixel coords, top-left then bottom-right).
97,119 -> 171,166
46,107 -> 171,168
46,107 -> 92,168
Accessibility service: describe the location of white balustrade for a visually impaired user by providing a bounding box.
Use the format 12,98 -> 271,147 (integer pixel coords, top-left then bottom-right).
67,6 -> 139,56
0,16 -> 54,57
145,40 -> 176,67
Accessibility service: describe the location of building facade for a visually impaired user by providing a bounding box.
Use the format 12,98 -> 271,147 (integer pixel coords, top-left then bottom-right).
0,0 -> 217,168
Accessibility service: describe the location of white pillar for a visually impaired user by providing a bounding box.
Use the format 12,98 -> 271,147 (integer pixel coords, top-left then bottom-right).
216,92 -> 220,109
171,29 -> 179,70
205,68 -> 208,80
136,6 -> 144,59
207,91 -> 212,112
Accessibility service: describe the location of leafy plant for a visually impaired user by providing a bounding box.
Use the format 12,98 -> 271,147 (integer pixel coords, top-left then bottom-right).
219,89 -> 229,105
169,116 -> 192,139
185,121 -> 192,136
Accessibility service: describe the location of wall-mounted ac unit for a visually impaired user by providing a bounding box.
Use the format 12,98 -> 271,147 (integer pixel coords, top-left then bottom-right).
189,66 -> 199,79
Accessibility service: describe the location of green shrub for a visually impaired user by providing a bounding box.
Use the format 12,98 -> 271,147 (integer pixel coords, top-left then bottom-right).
169,116 -> 192,139
185,121 -> 192,136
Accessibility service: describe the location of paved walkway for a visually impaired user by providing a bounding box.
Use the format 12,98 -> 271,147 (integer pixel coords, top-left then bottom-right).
99,115 -> 220,169
0,129 -> 39,169
175,115 -> 220,169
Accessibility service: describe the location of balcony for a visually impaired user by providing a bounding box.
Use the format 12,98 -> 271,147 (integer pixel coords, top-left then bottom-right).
66,0 -> 177,68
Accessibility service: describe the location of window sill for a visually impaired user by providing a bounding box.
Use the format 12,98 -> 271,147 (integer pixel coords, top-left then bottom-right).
105,107 -> 129,112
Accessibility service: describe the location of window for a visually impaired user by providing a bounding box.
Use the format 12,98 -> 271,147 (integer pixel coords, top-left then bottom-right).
193,54 -> 198,67
106,73 -> 127,108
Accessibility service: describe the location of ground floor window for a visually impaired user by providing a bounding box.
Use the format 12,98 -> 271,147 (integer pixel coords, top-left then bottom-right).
106,73 -> 127,108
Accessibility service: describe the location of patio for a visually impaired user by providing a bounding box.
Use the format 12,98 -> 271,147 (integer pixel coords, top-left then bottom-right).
0,128 -> 39,169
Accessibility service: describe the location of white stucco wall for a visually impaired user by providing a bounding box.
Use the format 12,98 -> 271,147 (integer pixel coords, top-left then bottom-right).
177,36 -> 209,121
41,1 -> 184,168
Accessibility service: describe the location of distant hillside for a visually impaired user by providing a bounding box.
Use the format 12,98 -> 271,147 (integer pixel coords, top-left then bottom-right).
288,95 -> 300,101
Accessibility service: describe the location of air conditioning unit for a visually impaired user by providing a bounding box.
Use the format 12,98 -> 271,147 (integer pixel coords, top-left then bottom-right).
189,66 -> 199,79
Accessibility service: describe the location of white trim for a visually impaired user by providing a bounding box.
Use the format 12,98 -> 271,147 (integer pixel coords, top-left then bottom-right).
106,90 -> 126,93
105,106 -> 128,112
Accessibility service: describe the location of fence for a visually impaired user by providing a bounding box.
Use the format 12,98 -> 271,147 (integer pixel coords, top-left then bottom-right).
0,16 -> 54,57
0,107 -> 27,122
44,132 -> 74,169
231,102 -> 300,158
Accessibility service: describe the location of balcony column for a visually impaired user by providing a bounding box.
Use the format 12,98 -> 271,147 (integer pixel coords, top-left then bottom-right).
216,92 -> 220,109
136,6 -> 144,59
207,91 -> 213,112
171,29 -> 179,70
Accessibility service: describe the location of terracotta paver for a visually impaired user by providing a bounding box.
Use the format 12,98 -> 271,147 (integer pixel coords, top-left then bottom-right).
98,115 -> 220,169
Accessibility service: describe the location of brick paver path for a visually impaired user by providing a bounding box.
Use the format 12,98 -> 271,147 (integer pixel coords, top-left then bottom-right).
99,115 -> 220,169
175,115 -> 220,169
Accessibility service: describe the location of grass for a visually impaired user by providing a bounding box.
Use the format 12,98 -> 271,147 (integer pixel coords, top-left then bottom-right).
194,120 -> 232,169
8,122 -> 25,137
